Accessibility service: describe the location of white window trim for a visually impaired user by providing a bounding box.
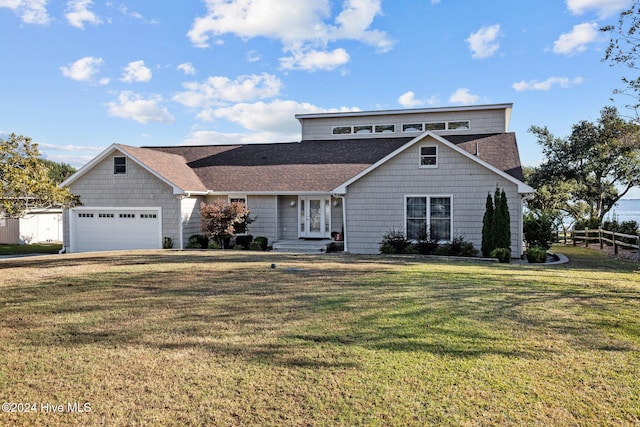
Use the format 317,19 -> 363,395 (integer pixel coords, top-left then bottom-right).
404,195 -> 453,243
402,123 -> 424,133
424,121 -> 446,131
446,120 -> 471,131
375,124 -> 395,134
419,145 -> 438,168
332,125 -> 353,135
113,156 -> 127,175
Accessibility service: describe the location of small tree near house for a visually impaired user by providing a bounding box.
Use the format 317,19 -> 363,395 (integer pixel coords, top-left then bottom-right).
199,200 -> 253,248
481,188 -> 511,257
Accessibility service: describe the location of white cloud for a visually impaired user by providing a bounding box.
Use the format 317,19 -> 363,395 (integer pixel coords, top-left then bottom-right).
182,100 -> 360,144
280,48 -> 349,71
512,76 -> 585,91
566,0 -> 631,18
553,22 -> 599,55
0,0 -> 49,24
448,88 -> 480,105
60,56 -> 107,83
173,73 -> 283,108
177,62 -> 196,75
65,0 -> 102,29
187,0 -> 392,71
466,24 -> 501,59
107,91 -> 175,124
397,91 -> 438,108
120,60 -> 152,83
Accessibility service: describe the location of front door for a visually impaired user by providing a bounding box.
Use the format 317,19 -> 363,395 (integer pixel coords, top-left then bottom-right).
299,197 -> 331,238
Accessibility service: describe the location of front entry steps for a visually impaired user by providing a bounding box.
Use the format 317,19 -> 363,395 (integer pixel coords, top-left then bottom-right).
272,239 -> 343,253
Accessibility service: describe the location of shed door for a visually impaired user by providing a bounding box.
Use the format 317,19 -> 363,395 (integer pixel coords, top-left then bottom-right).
70,207 -> 161,253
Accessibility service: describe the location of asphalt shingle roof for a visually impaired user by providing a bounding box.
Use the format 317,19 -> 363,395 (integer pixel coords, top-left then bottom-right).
129,133 -> 525,193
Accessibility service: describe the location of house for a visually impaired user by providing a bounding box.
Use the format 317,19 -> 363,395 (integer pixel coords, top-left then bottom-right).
60,103 -> 534,256
0,208 -> 63,245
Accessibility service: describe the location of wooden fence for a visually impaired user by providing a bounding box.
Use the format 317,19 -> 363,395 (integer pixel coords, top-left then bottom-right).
557,228 -> 640,260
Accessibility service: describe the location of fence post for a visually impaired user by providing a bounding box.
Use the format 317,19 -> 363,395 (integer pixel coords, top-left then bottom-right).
613,231 -> 618,255
572,229 -> 576,246
585,227 -> 589,248
599,228 -> 603,250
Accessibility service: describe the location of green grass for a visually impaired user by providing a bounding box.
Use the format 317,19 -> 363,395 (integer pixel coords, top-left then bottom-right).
0,245 -> 639,426
0,243 -> 62,255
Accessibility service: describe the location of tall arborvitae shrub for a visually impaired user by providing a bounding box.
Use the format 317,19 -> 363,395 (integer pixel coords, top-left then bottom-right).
481,193 -> 494,256
494,189 -> 511,249
481,188 -> 511,257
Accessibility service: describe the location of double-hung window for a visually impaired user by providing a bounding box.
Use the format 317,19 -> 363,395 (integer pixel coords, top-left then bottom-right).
406,196 -> 452,241
419,145 -> 438,167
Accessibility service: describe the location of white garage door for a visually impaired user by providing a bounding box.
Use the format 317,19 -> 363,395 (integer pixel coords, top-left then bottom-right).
70,207 -> 162,253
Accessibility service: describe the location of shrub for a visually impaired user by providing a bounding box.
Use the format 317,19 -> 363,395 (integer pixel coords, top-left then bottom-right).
414,233 -> 439,255
235,235 -> 253,249
523,210 -> 556,249
163,237 -> 173,249
208,241 -> 221,249
526,247 -> 547,263
253,236 -> 269,250
380,229 -> 411,254
435,236 -> 478,257
575,217 -> 601,230
187,234 -> 209,249
490,247 -> 511,263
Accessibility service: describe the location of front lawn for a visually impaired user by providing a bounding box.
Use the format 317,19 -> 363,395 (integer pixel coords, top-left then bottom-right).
0,246 -> 638,425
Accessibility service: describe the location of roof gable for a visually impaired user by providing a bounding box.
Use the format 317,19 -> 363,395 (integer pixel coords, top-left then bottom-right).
333,132 -> 533,194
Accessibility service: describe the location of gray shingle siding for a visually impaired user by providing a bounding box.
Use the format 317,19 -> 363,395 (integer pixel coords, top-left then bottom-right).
63,155 -> 181,250
344,138 -> 523,255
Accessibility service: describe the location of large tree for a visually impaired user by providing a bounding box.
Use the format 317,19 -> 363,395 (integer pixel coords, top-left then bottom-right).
601,0 -> 640,117
527,106 -> 640,224
0,133 -> 78,218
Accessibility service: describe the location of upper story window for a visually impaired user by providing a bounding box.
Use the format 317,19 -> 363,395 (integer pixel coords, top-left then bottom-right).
114,156 -> 126,174
425,122 -> 446,131
332,124 -> 397,135
375,124 -> 395,133
419,145 -> 438,168
402,123 -> 423,132
332,126 -> 352,135
354,125 -> 373,134
448,120 -> 470,130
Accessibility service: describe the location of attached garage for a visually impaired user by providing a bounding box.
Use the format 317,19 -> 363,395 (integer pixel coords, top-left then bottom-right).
69,207 -> 162,253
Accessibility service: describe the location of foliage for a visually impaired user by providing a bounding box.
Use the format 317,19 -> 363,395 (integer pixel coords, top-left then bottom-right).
379,229 -> 411,254
493,188 -> 511,249
0,133 -> 79,218
414,232 -> 440,255
436,236 -> 478,257
187,234 -> 209,249
251,236 -> 269,251
380,230 -> 477,257
0,243 -> 62,255
523,210 -> 556,249
602,218 -> 639,236
526,247 -> 548,263
490,247 -> 511,263
235,235 -> 253,249
200,200 -> 253,248
162,237 -> 173,249
481,193 -> 494,256
601,0 -> 640,117
481,189 -> 510,256
574,217 -> 602,230
41,159 -> 76,184
527,107 -> 640,223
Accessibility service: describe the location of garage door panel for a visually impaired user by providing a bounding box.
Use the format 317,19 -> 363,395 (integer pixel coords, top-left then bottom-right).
71,208 -> 161,252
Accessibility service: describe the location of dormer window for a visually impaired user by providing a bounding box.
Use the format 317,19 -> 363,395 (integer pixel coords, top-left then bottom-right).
114,156 -> 126,174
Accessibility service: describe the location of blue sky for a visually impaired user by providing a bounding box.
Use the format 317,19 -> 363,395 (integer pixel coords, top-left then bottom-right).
1,0 -> 637,197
